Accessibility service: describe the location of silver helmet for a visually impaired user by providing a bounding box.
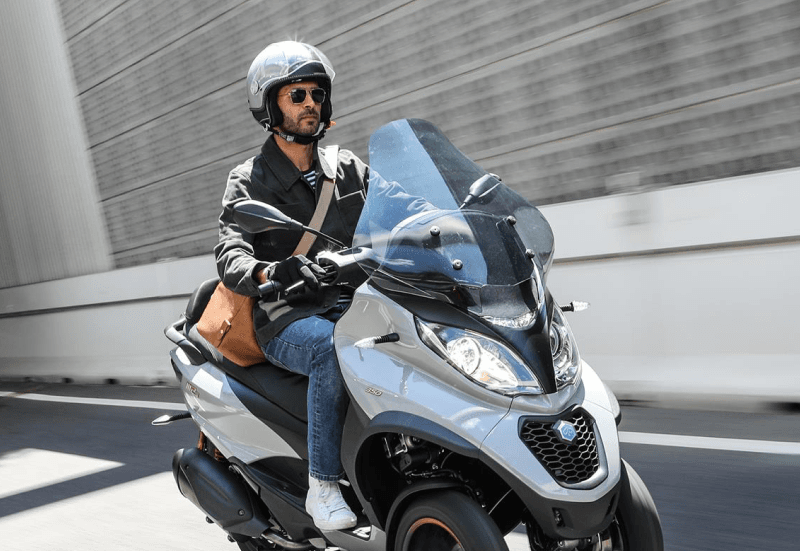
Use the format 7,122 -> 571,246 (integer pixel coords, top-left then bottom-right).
246,41 -> 335,132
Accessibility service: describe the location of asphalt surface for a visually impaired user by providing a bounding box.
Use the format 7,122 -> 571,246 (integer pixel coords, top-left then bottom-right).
1,382 -> 798,550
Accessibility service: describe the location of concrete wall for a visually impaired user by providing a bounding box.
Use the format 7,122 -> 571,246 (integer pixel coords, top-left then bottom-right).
0,0 -> 112,288
0,256 -> 216,385
544,167 -> 800,405
53,0 -> 800,270
1,168 -> 797,407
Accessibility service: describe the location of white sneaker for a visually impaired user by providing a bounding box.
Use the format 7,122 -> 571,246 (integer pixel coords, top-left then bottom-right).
306,475 -> 358,531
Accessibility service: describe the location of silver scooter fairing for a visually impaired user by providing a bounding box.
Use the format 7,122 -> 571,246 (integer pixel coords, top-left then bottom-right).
171,346 -> 303,463
331,119 -> 622,541
334,285 -> 620,540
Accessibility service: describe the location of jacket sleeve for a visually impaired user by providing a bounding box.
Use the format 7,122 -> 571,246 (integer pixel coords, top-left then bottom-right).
213,169 -> 271,297
340,148 -> 370,195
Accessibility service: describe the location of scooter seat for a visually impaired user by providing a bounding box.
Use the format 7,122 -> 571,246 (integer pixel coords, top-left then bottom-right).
183,278 -> 309,425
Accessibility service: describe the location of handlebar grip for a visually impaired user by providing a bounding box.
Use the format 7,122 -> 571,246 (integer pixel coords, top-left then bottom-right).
258,279 -> 306,298
257,280 -> 282,297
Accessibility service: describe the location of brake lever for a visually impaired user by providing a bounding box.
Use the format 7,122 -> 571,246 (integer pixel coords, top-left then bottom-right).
283,280 -> 307,294
319,263 -> 338,284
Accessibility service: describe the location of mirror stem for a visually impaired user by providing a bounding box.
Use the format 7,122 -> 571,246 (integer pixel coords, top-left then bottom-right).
302,226 -> 347,249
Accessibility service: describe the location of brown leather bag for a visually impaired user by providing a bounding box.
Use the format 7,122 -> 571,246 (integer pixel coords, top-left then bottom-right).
196,283 -> 263,366
196,146 -> 339,366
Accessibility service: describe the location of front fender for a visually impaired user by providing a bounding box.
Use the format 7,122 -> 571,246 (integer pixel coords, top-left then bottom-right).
364,411 -> 481,458
342,409 -> 481,529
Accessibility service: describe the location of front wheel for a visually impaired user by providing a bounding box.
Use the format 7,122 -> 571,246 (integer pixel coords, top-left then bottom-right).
612,459 -> 664,550
527,459 -> 663,550
395,490 -> 510,551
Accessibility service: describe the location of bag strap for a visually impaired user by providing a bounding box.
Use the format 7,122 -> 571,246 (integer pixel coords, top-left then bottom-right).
292,145 -> 339,257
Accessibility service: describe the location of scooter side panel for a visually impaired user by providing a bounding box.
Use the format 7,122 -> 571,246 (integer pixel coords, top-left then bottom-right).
580,361 -> 620,414
335,286 -> 514,451
172,348 -> 301,463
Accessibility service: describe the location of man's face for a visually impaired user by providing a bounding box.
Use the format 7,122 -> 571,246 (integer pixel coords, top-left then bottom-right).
276,80 -> 322,136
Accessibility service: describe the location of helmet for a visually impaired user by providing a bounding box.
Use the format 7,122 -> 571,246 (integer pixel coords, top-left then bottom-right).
246,41 -> 335,136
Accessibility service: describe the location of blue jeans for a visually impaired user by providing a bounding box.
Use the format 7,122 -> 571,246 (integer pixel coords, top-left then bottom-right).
261,312 -> 348,482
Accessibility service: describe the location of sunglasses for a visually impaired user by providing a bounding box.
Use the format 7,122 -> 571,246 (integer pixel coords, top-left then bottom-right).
283,88 -> 327,104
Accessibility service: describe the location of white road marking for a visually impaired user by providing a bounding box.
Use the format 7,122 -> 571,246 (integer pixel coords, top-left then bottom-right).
0,391 -> 185,411
0,448 -> 123,500
620,431 -> 800,455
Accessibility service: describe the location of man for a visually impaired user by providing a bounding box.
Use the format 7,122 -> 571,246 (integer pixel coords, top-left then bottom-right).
214,41 -> 367,531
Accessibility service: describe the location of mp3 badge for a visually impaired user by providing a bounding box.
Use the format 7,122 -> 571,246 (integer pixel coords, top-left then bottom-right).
552,420 -> 578,445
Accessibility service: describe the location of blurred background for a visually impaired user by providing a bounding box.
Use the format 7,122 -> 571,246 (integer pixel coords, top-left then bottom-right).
0,0 -> 798,406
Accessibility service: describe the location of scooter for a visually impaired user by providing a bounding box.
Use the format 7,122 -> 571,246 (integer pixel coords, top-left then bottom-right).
157,119 -> 663,550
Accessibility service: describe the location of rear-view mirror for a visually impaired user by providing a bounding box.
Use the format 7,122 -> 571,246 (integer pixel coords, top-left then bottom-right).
233,200 -> 304,233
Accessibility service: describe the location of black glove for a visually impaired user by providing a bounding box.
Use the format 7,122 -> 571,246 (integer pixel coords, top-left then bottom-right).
267,255 -> 326,292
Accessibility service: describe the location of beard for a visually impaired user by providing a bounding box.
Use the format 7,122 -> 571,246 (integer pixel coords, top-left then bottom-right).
281,109 -> 320,136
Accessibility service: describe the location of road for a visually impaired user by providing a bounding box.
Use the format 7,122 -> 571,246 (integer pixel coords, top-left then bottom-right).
1,382 -> 798,550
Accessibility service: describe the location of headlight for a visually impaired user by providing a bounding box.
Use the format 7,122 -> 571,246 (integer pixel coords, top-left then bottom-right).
550,305 -> 582,389
415,318 -> 543,395
480,310 -> 537,330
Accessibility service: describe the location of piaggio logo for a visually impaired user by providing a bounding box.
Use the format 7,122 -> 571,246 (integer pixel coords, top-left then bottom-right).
552,420 -> 578,445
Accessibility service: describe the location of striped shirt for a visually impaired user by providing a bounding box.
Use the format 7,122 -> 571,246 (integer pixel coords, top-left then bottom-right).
302,168 -> 316,189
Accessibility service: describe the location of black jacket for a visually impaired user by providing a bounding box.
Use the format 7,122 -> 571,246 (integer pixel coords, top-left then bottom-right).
214,135 -> 369,345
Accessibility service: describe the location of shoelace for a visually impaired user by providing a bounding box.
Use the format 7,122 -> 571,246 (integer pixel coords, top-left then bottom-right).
315,483 -> 350,517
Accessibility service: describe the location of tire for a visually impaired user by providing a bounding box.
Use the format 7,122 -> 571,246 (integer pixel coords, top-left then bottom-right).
394,490 -> 509,551
526,460 -> 663,551
613,459 -> 664,551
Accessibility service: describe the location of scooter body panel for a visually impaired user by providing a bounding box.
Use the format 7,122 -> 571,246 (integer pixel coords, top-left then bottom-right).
335,285 -> 514,449
483,395 -> 620,499
171,348 -> 301,463
335,283 -> 623,539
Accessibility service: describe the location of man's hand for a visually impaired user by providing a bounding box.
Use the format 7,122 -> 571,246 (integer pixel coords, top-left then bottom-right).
267,255 -> 327,291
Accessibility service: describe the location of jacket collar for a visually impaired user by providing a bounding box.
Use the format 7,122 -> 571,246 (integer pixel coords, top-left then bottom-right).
317,144 -> 337,181
261,135 -> 321,192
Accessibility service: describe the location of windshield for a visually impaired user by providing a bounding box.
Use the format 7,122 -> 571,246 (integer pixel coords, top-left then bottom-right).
353,119 -> 554,319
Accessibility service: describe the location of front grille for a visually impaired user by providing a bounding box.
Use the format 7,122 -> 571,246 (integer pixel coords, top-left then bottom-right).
519,409 -> 600,485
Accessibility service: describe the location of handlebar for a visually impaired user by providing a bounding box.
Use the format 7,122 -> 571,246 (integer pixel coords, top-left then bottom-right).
256,275 -> 319,299
257,248 -> 372,300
